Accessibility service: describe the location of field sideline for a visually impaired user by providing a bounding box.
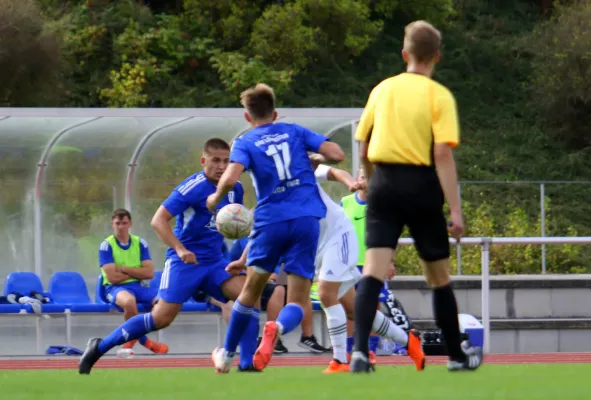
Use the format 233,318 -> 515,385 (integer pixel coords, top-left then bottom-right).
1,352 -> 589,370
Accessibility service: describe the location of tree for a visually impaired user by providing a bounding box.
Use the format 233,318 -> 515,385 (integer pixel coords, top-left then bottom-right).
528,0 -> 591,147
0,0 -> 63,106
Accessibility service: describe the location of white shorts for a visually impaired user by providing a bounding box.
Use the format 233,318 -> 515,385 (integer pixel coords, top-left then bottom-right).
315,229 -> 361,299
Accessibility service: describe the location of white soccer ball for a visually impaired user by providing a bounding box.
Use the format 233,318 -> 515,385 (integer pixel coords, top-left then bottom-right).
215,203 -> 253,240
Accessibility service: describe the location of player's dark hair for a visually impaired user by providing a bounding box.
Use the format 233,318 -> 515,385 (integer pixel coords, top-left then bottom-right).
240,83 -> 275,120
203,138 -> 230,154
111,208 -> 131,220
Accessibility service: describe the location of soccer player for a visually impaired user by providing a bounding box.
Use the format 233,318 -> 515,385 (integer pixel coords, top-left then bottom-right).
79,138 -> 260,374
206,83 -> 345,373
308,158 -> 425,374
99,209 -> 168,356
350,20 -> 483,373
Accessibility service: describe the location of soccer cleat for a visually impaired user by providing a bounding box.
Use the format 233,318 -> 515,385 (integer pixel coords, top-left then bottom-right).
297,335 -> 331,353
211,347 -> 234,374
144,338 -> 169,354
448,345 -> 483,372
323,360 -> 350,374
347,350 -> 377,366
78,338 -> 103,375
253,321 -> 279,371
406,329 -> 426,371
237,365 -> 263,372
349,351 -> 375,373
122,339 -> 137,349
274,338 -> 289,354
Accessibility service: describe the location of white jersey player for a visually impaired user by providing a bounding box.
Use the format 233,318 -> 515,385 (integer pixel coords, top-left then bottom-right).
311,161 -> 425,374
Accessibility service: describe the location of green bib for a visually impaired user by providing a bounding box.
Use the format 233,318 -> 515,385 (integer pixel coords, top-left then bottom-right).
341,193 -> 367,266
102,234 -> 141,285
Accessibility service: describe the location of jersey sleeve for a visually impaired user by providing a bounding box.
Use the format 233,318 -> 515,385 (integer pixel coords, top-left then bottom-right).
298,125 -> 328,152
162,189 -> 192,217
432,87 -> 460,148
139,238 -> 151,262
355,87 -> 378,142
314,164 -> 332,182
98,241 -> 114,267
230,138 -> 251,170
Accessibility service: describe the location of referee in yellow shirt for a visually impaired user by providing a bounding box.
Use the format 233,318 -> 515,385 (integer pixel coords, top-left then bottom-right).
350,20 -> 483,373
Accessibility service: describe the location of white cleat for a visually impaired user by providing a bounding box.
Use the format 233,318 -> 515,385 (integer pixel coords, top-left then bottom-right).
116,348 -> 135,359
211,347 -> 234,374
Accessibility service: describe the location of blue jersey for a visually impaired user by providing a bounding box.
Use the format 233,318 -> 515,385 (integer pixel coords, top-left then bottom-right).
161,171 -> 244,264
230,122 -> 327,228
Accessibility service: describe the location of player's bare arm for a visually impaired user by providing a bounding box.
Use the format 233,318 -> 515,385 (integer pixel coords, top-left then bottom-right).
226,243 -> 248,275
151,206 -> 197,264
120,259 -> 154,280
101,263 -> 132,284
206,162 -> 245,213
327,167 -> 358,192
317,141 -> 345,164
358,141 -> 374,182
433,143 -> 463,240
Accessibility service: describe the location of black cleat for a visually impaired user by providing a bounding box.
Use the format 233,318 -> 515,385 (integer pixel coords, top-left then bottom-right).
274,338 -> 289,354
349,351 -> 375,373
78,338 -> 103,375
297,335 -> 331,353
237,365 -> 263,372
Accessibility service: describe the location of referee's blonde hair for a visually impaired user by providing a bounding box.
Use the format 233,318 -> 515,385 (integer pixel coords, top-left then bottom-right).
403,20 -> 442,63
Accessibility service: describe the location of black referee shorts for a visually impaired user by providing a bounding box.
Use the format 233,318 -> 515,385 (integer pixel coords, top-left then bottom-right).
365,163 -> 450,262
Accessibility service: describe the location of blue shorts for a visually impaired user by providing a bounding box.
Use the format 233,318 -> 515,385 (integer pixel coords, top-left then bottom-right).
105,281 -> 157,305
158,258 -> 233,304
356,266 -> 390,302
247,216 -> 320,280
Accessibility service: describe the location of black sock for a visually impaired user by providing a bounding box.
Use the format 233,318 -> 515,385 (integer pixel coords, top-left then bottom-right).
352,276 -> 383,356
433,284 -> 466,362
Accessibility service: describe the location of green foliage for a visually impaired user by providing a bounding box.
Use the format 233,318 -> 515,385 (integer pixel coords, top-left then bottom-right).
528,0 -> 591,147
395,197 -> 584,275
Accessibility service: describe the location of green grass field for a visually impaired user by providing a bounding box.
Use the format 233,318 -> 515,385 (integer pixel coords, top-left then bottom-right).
1,364 -> 587,400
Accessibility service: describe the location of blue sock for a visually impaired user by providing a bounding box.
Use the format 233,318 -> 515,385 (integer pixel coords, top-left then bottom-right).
98,313 -> 155,354
239,308 -> 260,369
138,336 -> 148,346
223,300 -> 253,354
276,303 -> 304,335
347,337 -> 354,354
369,335 -> 380,353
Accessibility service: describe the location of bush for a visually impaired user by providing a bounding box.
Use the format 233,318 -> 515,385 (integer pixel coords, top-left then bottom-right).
528,0 -> 591,147
0,0 -> 63,106
394,197 -> 584,275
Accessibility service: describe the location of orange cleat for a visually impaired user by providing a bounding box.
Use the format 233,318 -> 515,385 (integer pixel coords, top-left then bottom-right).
122,339 -> 137,349
253,321 -> 279,371
406,329 -> 426,371
144,338 -> 169,354
323,360 -> 350,374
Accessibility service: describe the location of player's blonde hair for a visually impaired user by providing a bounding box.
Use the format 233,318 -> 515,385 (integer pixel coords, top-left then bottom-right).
240,83 -> 276,120
403,20 -> 442,63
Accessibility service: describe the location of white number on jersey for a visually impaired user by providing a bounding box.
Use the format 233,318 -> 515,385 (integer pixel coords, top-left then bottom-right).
265,142 -> 292,181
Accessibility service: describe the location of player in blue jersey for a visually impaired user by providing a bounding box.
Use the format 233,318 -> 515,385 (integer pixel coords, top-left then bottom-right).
206,83 -> 345,373
79,138 -> 261,374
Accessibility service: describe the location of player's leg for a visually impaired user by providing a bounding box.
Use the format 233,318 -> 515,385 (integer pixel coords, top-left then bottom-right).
351,170 -> 404,373
79,260 -> 200,374
263,283 -> 288,353
107,287 -> 141,350
212,271 -> 261,372
253,216 -> 320,371
212,224 -> 284,373
132,285 -> 168,354
408,197 -> 482,371
316,231 -> 357,372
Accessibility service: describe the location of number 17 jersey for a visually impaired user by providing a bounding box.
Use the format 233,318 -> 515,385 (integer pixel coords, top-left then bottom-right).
230,122 -> 328,228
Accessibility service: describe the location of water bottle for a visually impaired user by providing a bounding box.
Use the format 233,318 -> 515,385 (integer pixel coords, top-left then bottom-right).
116,348 -> 135,359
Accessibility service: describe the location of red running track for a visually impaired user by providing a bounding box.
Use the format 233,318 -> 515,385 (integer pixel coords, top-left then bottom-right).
1,353 -> 590,370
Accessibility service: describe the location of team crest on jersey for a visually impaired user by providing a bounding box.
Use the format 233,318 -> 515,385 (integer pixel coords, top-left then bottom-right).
205,215 -> 217,232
